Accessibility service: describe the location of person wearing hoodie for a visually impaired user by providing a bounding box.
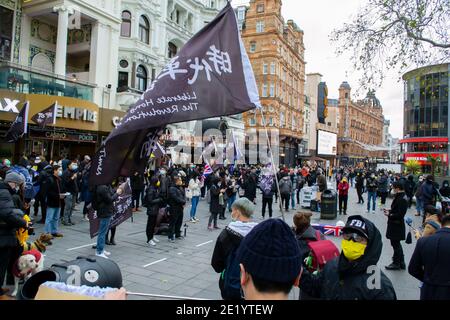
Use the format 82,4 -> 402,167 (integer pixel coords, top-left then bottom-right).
144,176 -> 164,246
378,171 -> 389,207
355,172 -> 365,204
299,215 -> 397,300
420,175 -> 438,207
415,176 -> 425,217
366,173 -> 378,213
405,175 -> 416,208
439,180 -> 450,198
384,181 -> 409,270
338,177 -> 350,215
259,171 -> 277,219
208,176 -> 225,231
167,175 -> 186,242
211,197 -> 258,300
33,163 -> 52,223
279,174 -> 292,211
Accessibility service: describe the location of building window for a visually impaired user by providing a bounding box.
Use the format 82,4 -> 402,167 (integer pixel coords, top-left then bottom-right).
269,117 -> 273,125
262,83 -> 268,97
237,8 -> 245,20
0,6 -> 13,61
121,11 -> 132,37
257,4 -> 265,13
256,21 -> 264,33
168,42 -> 178,58
270,83 -> 275,97
249,41 -> 256,53
270,62 -> 276,75
345,92 -> 349,99
209,0 -> 216,9
119,60 -> 129,68
136,65 -> 147,92
139,16 -> 150,44
263,63 -> 268,74
249,117 -> 256,126
118,72 -> 128,91
280,112 -> 285,128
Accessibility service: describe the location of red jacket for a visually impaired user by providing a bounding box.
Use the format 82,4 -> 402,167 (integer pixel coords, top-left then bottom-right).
338,182 -> 349,196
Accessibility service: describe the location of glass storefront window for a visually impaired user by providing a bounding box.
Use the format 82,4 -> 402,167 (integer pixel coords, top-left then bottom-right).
0,6 -> 13,61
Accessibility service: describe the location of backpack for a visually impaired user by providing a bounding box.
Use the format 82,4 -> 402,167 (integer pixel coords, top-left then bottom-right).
10,166 -> 35,200
305,230 -> 340,272
220,245 -> 242,300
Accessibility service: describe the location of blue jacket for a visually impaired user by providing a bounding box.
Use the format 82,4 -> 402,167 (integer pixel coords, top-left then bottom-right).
408,228 -> 450,300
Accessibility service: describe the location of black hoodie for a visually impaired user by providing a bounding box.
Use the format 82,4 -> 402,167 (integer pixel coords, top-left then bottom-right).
299,215 -> 397,300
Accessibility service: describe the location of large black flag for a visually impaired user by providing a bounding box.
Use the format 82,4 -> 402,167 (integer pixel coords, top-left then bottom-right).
89,3 -> 260,186
31,102 -> 57,128
5,101 -> 29,143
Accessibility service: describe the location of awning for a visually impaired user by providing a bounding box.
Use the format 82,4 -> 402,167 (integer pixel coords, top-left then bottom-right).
400,137 -> 448,144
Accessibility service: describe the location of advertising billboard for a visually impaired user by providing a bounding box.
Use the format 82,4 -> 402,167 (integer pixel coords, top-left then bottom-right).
317,130 -> 337,156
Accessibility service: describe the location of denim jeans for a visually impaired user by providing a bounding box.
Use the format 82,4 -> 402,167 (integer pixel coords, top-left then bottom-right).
45,207 -> 61,234
190,196 -> 200,218
367,191 -> 377,211
63,194 -> 74,223
227,193 -> 236,212
416,199 -> 424,216
96,217 -> 111,254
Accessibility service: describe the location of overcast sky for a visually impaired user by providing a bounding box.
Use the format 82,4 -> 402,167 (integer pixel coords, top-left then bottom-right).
232,0 -> 404,139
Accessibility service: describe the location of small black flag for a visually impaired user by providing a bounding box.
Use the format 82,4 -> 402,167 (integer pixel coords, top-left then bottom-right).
5,101 -> 29,143
31,102 -> 57,128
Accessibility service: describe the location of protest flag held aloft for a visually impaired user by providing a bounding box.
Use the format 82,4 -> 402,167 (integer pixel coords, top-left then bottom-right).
89,2 -> 261,186
31,102 -> 57,128
5,101 -> 29,143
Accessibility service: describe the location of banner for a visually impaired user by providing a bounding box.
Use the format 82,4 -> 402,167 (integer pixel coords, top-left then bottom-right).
88,180 -> 133,239
31,102 -> 57,128
5,101 -> 29,143
89,2 -> 260,186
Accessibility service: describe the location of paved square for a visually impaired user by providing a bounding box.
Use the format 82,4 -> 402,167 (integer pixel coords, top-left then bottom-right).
28,182 -> 421,300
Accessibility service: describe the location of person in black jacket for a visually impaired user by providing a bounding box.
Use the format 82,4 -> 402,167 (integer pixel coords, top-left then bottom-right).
408,215 -> 450,300
94,183 -> 123,258
0,173 -> 28,297
404,175 -> 416,208
167,175 -> 186,242
130,171 -> 145,212
384,181 -> 409,270
421,175 -> 438,207
259,172 -> 277,219
44,165 -> 64,238
209,176 -> 225,231
144,177 -> 163,246
355,172 -> 365,204
439,180 -> 450,198
366,173 -> 378,213
33,163 -> 52,224
241,171 -> 258,203
299,215 -> 396,300
211,198 -> 257,300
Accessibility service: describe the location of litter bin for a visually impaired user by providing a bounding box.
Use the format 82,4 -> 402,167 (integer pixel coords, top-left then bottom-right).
19,255 -> 123,300
321,189 -> 337,219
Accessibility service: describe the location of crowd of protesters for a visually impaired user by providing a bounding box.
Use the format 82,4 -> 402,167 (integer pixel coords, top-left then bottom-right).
1,153 -> 450,300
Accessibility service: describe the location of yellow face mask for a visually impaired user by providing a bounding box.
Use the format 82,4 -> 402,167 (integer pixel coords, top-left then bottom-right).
341,239 -> 367,261
156,181 -> 161,187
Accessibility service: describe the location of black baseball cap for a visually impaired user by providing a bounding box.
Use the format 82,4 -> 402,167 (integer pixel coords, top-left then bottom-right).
342,215 -> 369,240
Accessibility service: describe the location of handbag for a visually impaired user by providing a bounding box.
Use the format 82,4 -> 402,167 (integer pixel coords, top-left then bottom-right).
405,230 -> 412,244
185,188 -> 193,199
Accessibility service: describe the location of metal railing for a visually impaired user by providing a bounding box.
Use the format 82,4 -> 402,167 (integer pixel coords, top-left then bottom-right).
0,60 -> 96,101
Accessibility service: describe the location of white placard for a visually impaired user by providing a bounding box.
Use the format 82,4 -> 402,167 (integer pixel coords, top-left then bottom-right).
317,130 -> 337,156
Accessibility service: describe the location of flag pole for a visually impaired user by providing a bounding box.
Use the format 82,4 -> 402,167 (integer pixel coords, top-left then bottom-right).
259,107 -> 284,221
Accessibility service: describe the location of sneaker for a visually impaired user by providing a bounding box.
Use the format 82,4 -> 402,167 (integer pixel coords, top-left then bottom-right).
152,237 -> 160,243
84,216 -> 90,221
175,236 -> 184,240
168,238 -> 175,243
95,252 -> 109,259
190,218 -> 196,223
103,250 -> 111,256
149,240 -> 156,246
51,233 -> 64,238
194,217 -> 200,222
366,210 -> 370,213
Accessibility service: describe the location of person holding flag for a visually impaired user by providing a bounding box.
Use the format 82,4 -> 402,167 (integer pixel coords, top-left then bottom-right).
5,102 -> 29,143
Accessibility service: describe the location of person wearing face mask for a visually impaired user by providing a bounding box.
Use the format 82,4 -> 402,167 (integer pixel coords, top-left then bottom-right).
158,167 -> 171,205
0,172 -> 29,298
439,180 -> 450,198
211,198 -> 257,300
299,215 -> 396,300
144,177 -> 164,246
415,176 -> 425,217
44,165 -> 64,239
61,161 -> 79,226
384,181 -> 409,270
167,175 -> 186,242
366,173 -> 378,214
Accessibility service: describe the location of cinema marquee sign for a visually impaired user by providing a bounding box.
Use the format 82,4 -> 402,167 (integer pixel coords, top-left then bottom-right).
56,105 -> 97,123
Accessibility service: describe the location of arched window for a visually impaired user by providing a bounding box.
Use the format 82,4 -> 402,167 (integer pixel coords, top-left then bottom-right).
168,42 -> 178,58
136,65 -> 147,92
139,16 -> 150,44
121,11 -> 131,37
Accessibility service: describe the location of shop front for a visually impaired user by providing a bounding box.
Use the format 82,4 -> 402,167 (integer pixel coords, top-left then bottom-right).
0,90 -> 99,161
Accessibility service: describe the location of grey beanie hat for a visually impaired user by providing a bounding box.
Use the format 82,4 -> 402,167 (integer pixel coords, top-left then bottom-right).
5,171 -> 25,184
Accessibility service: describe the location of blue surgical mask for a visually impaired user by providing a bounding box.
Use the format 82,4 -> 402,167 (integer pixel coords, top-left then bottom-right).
71,165 -> 78,171
58,170 -> 63,176
160,170 -> 166,175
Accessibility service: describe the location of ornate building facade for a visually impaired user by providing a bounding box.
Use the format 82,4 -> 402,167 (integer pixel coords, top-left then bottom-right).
238,0 -> 305,166
337,82 -> 385,166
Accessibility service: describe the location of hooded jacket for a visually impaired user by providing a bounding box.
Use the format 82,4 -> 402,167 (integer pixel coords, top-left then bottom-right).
439,181 -> 450,198
386,191 -> 408,240
299,215 -> 397,300
0,182 -> 27,247
211,221 -> 258,274
279,176 -> 292,195
378,175 -> 389,193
